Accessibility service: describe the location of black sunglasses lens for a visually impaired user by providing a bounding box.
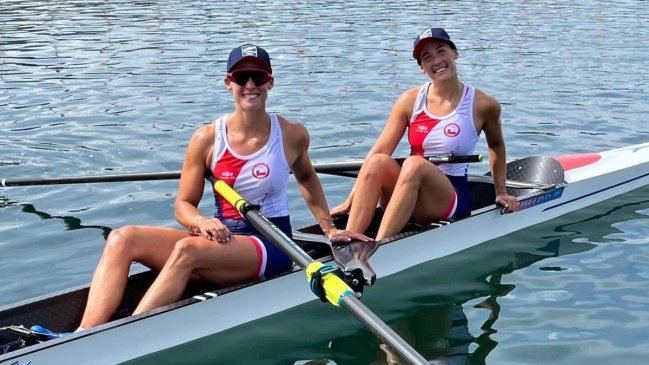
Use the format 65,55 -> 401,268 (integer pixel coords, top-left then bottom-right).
231,71 -> 268,86
252,73 -> 269,85
232,73 -> 249,85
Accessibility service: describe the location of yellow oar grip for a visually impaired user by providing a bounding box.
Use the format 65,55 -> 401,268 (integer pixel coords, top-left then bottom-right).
213,180 -> 246,211
306,261 -> 354,307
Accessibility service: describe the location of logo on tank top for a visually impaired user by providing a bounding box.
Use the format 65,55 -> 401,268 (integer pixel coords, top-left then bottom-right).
444,123 -> 460,137
220,171 -> 235,181
251,163 -> 270,179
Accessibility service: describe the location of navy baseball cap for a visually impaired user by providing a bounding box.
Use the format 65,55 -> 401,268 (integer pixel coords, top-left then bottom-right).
412,28 -> 457,60
227,44 -> 272,74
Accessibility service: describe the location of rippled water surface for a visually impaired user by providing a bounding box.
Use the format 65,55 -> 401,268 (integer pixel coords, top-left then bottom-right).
1,1 -> 648,364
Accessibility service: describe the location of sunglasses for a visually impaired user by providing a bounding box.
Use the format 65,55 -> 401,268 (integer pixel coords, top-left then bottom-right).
227,70 -> 271,86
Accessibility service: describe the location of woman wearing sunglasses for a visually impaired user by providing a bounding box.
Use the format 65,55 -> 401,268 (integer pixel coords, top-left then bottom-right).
64,44 -> 370,332
331,28 -> 518,241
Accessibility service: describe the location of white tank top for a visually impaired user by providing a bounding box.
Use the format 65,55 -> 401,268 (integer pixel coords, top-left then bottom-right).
408,83 -> 479,176
210,113 -> 291,219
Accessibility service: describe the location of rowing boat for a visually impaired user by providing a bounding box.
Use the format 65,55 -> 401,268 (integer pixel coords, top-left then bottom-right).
121,186 -> 649,364
1,141 -> 648,365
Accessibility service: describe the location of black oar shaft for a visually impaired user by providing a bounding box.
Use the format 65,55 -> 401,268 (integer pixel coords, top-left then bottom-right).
313,153 -> 482,173
1,154 -> 482,187
214,181 -> 427,365
1,172 -> 181,187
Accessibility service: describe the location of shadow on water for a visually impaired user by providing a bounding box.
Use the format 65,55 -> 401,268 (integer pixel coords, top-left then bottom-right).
121,189 -> 649,365
1,197 -> 113,240
0,195 -> 10,208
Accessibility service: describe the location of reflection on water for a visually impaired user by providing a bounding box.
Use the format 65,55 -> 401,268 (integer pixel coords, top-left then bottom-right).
323,238 -> 586,365
19,203 -> 112,239
0,195 -> 11,208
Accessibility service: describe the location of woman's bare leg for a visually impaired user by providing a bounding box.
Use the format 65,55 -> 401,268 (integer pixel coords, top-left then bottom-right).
346,154 -> 401,235
376,157 -> 455,240
79,226 -> 189,329
132,234 -> 259,315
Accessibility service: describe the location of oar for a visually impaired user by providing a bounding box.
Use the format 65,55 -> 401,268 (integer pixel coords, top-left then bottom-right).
213,180 -> 428,365
0,153 -> 482,187
0,155 -> 482,187
314,153 -> 482,176
1,172 -> 182,187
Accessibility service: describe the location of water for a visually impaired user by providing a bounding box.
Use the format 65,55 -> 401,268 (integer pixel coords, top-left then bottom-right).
1,1 -> 648,364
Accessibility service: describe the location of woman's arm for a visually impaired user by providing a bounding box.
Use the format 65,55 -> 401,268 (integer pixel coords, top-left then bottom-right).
287,121 -> 371,242
330,89 -> 415,216
478,92 -> 518,213
174,124 -> 231,241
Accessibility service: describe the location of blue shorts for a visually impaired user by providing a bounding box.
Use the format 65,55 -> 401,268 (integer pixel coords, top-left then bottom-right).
220,216 -> 294,277
446,175 -> 471,219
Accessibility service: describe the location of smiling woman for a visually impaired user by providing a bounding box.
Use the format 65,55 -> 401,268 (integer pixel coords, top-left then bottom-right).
22,43 -> 370,337
331,27 -> 519,241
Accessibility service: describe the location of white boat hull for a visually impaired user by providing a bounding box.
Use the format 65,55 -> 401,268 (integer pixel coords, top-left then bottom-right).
2,142 -> 648,365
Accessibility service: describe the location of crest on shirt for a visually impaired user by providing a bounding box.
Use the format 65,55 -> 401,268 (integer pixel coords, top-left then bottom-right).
219,171 -> 235,181
416,125 -> 429,133
252,163 -> 270,179
443,123 -> 460,137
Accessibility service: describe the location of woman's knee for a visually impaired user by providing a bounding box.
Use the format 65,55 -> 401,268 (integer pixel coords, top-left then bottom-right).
399,157 -> 430,184
104,226 -> 139,257
367,153 -> 393,167
167,238 -> 202,268
363,154 -> 397,179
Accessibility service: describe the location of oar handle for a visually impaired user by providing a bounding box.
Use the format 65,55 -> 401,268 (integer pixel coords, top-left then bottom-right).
213,180 -> 249,214
428,153 -> 483,164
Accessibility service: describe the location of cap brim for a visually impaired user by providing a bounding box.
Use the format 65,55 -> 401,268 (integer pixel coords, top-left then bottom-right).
413,38 -> 457,59
228,57 -> 272,73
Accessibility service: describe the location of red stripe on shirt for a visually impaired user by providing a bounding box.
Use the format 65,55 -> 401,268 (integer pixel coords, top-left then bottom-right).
212,150 -> 247,219
408,112 -> 442,156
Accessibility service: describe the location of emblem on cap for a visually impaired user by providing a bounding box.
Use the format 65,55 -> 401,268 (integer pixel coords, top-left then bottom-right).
419,28 -> 433,40
241,45 -> 258,58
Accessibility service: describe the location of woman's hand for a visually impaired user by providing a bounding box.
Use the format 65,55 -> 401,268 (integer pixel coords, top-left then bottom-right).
330,191 -> 354,217
325,228 -> 373,243
191,216 -> 231,242
495,193 -> 518,214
